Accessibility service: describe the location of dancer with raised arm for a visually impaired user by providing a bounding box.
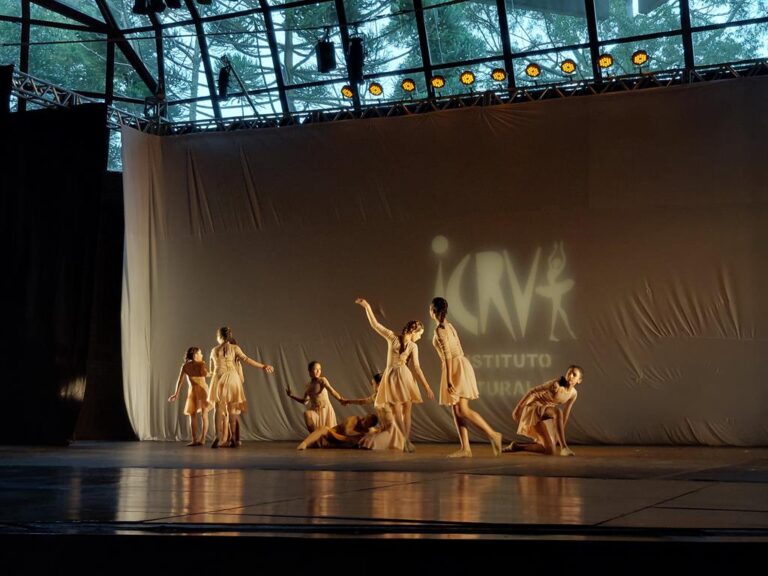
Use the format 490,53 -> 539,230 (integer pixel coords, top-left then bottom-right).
430,297 -> 502,457
503,365 -> 583,456
355,298 -> 433,452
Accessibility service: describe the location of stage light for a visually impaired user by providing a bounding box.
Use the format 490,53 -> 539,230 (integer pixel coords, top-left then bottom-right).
632,49 -> 649,67
459,70 -> 475,86
491,68 -> 507,82
431,75 -> 446,89
525,63 -> 541,79
560,59 -> 577,75
316,41 -> 336,73
340,85 -> 354,99
368,82 -> 383,96
217,64 -> 230,99
401,78 -> 416,93
598,53 -> 614,69
348,37 -> 364,84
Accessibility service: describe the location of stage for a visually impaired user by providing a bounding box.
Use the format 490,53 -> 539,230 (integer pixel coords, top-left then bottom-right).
1,443 -> 765,570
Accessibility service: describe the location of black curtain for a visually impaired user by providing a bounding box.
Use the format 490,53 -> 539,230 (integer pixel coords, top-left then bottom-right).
0,65 -> 12,116
0,104 -> 109,444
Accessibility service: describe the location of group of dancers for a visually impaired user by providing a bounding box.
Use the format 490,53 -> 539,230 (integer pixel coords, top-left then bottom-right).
169,297 -> 583,457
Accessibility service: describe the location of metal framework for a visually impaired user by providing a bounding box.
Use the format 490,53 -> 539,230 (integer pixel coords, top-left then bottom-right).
2,0 -> 767,131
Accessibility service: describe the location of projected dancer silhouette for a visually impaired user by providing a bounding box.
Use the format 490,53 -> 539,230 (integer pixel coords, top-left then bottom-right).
430,297 -> 502,458
536,241 -> 576,342
355,298 -> 434,452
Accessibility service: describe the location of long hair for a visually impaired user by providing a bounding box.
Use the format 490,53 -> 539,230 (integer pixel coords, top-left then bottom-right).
431,297 -> 448,327
217,326 -> 233,356
398,320 -> 424,362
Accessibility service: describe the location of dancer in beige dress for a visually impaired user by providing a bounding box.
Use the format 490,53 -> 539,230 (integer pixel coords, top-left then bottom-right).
168,347 -> 211,446
504,365 -> 582,456
209,326 -> 274,448
342,373 -> 406,451
430,297 -> 502,457
297,414 -> 380,450
355,298 -> 434,452
286,361 -> 344,432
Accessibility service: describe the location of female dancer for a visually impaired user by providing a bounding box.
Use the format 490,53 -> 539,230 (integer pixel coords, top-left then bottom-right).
503,365 -> 582,456
342,373 -> 405,451
168,347 -> 211,446
286,361 -> 344,432
209,326 -> 274,448
430,297 -> 502,457
355,298 -> 433,452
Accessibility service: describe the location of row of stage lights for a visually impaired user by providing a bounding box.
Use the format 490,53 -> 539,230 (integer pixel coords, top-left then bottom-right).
341,50 -> 651,99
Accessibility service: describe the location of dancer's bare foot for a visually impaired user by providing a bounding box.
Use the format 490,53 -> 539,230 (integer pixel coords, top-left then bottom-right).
502,441 -> 522,453
186,441 -> 197,447
403,440 -> 416,453
297,442 -> 308,451
490,432 -> 502,456
447,449 -> 472,458
210,437 -> 219,449
560,447 -> 575,457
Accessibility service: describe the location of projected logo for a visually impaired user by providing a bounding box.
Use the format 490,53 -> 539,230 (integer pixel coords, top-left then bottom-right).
432,236 -> 575,342
432,235 -> 576,398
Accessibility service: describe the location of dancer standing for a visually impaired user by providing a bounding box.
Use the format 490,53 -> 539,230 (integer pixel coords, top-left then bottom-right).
168,347 -> 211,446
209,326 -> 274,448
355,298 -> 433,452
286,361 -> 344,432
430,297 -> 502,457
503,365 -> 583,456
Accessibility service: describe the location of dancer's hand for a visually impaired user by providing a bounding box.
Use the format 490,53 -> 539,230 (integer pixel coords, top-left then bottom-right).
447,381 -> 455,394
424,386 -> 435,401
355,297 -> 369,308
263,364 -> 275,373
285,388 -> 292,397
168,393 -> 178,402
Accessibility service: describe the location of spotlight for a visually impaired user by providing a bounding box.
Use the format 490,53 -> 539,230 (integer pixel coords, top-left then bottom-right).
430,75 -> 446,89
491,68 -> 507,82
132,0 -> 149,14
598,53 -> 614,69
525,63 -> 541,78
401,78 -> 416,93
340,85 -> 354,99
632,49 -> 649,67
459,70 -> 475,86
368,82 -> 383,96
560,59 -> 577,75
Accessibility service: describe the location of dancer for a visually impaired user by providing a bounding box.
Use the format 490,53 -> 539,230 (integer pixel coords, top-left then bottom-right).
430,297 -> 502,457
355,298 -> 433,452
342,373 -> 405,451
286,361 -> 344,432
168,347 -> 211,446
209,326 -> 274,448
503,365 -> 583,456
297,414 -> 380,450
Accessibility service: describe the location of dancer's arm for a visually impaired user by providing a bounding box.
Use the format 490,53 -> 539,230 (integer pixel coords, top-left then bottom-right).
355,298 -> 395,339
433,326 -> 454,392
234,345 -> 275,373
409,345 -> 434,400
286,389 -> 308,404
562,390 -> 578,426
342,393 -> 375,406
168,366 -> 185,402
320,377 -> 345,403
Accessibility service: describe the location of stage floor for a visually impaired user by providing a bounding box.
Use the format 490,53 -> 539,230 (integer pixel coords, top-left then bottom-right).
1,442 -> 767,540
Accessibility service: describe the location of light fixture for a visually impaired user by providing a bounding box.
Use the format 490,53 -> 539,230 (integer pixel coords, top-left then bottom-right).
348,37 -> 364,84
401,78 -> 416,93
491,68 -> 507,82
525,63 -> 541,79
368,82 -> 383,96
340,85 -> 354,99
149,0 -> 165,12
217,63 -> 230,99
459,70 -> 475,86
316,28 -> 336,73
430,75 -> 446,89
560,59 -> 577,75
132,0 -> 149,14
632,49 -> 649,67
598,53 -> 614,69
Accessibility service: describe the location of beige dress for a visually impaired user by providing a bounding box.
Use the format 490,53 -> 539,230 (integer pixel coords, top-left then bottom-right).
369,320 -> 424,408
432,322 -> 479,406
208,344 -> 248,413
514,379 -> 576,444
303,379 -> 338,432
182,361 -> 211,415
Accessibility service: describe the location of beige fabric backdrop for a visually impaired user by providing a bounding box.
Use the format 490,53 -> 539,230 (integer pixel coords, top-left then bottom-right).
122,76 -> 768,444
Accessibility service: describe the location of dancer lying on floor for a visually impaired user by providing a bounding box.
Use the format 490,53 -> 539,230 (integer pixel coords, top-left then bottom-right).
297,414 -> 380,450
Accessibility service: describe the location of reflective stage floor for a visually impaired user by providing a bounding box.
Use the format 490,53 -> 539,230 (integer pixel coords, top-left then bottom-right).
1,442 -> 766,571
